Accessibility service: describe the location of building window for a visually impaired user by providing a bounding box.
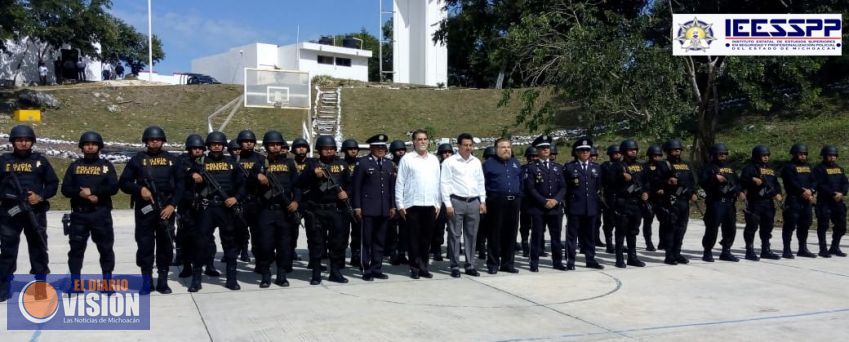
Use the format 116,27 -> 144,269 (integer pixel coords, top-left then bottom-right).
317,55 -> 334,65
335,58 -> 352,67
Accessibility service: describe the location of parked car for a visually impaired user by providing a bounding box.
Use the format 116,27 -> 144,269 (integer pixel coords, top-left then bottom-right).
186,74 -> 220,85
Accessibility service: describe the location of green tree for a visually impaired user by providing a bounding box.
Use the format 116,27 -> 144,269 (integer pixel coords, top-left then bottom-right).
18,0 -> 114,62
0,0 -> 26,52
100,16 -> 164,75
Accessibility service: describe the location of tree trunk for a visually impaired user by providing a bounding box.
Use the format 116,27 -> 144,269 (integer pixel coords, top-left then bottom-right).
690,56 -> 725,166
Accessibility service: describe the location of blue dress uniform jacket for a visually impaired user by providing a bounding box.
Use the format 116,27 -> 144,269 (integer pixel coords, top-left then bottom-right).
352,155 -> 396,217
524,160 -> 566,215
564,160 -> 601,216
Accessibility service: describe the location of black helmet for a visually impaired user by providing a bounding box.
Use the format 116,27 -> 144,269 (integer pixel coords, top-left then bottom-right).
789,143 -> 808,155
292,138 -> 309,150
262,131 -> 285,146
437,143 -> 453,154
646,145 -> 663,157
550,145 -> 559,155
205,131 -> 228,146
9,125 -> 36,143
751,145 -> 770,159
227,139 -> 240,151
663,138 -> 684,151
315,135 -> 337,149
821,144 -> 838,157
236,130 -> 257,144
184,134 -> 205,150
606,144 -> 620,156
341,139 -> 359,151
524,146 -> 538,157
483,146 -> 496,159
590,146 -> 599,157
620,139 -> 639,151
78,131 -> 103,148
142,126 -> 166,143
389,140 -> 407,153
709,143 -> 729,156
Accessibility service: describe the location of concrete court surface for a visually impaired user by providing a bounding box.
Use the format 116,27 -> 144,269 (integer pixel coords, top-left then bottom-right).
1,210 -> 847,341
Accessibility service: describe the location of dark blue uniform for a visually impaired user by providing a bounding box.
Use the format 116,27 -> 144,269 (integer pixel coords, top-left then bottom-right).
175,153 -> 210,276
741,161 -> 783,259
483,156 -> 523,272
298,157 -> 351,281
599,160 -> 618,252
345,155 -> 361,267
256,154 -> 301,283
651,159 -> 696,264
642,161 -> 660,250
780,160 -> 816,256
700,161 -> 741,260
61,156 -> 119,276
0,151 -> 58,296
524,159 -> 566,270
606,159 -> 648,267
351,154 -> 395,278
233,151 -> 264,261
118,150 -> 183,278
813,162 -> 848,256
564,160 -> 601,268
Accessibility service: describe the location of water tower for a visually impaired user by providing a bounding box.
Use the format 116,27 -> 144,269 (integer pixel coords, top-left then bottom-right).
389,0 -> 448,86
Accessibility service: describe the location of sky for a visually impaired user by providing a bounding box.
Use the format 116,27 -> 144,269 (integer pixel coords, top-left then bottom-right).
110,0 -> 391,74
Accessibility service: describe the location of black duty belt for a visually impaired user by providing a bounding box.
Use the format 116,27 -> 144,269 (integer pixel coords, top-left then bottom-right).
73,206 -> 103,213
312,203 -> 338,210
450,195 -> 480,203
488,193 -> 520,201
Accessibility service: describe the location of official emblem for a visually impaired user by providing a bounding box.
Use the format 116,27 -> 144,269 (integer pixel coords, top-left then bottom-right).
676,17 -> 716,51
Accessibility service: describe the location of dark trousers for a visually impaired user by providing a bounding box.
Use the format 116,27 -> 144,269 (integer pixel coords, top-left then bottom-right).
134,208 -> 174,274
642,204 -> 656,244
477,213 -> 488,254
530,212 -> 563,267
193,205 -> 235,267
614,200 -> 642,255
601,203 -> 615,243
177,208 -> 199,265
0,210 -> 50,287
658,200 -> 689,258
743,200 -> 776,248
519,202 -> 531,244
362,216 -> 389,275
782,198 -> 812,250
816,201 -> 847,251
350,215 -> 362,258
386,217 -> 408,258
237,201 -> 258,253
486,196 -> 520,269
404,206 -> 436,273
567,214 -> 596,265
312,206 -> 348,270
255,207 -> 295,273
703,199 -> 737,251
68,208 -> 115,275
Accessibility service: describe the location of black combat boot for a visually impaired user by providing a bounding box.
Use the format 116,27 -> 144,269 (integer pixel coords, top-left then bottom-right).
744,245 -> 760,261
140,271 -> 153,295
350,251 -> 362,267
259,268 -> 272,288
782,242 -> 795,259
239,246 -> 251,263
830,239 -> 846,257
188,269 -> 202,292
760,243 -> 781,260
663,252 -> 678,265
204,258 -> 221,277
645,239 -> 656,252
675,254 -> 689,264
328,267 -> 348,284
310,266 -> 322,285
179,262 -> 193,278
156,271 -> 172,294
626,249 -> 646,267
274,268 -> 289,287
224,262 -> 240,290
719,248 -> 739,262
702,249 -> 715,262
521,240 -> 530,257
797,244 -> 816,258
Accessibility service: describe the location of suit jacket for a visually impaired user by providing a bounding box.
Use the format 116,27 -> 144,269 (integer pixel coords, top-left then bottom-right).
524,160 -> 566,215
352,154 -> 396,217
564,160 -> 601,216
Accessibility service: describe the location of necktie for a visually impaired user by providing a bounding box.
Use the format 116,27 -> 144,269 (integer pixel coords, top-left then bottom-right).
582,163 -> 587,172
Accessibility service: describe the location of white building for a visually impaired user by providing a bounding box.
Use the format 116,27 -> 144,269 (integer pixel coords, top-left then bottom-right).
392,0 -> 448,87
192,41 -> 373,84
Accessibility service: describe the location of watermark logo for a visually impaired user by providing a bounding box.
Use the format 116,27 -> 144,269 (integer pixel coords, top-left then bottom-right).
673,14 -> 843,56
6,274 -> 150,330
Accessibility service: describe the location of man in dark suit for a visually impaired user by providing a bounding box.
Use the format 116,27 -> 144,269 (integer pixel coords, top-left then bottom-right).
564,138 -> 604,269
352,134 -> 396,281
524,135 -> 566,272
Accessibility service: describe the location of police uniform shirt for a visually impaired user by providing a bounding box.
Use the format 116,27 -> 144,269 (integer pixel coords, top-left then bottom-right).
781,160 -> 816,198
0,151 -> 59,209
233,151 -> 264,198
813,162 -> 849,201
653,158 -> 697,200
192,153 -> 245,202
699,161 -> 740,201
119,150 -> 184,207
61,156 -> 119,209
260,154 -> 301,205
606,159 -> 648,199
298,157 -> 350,204
741,162 -> 782,201
564,159 -> 600,216
524,159 -> 566,212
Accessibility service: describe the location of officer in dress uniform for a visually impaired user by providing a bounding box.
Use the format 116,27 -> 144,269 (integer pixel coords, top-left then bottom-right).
605,140 -> 649,268
740,145 -> 783,261
651,139 -> 697,265
62,132 -> 119,289
780,144 -> 818,258
234,130 -> 265,263
813,145 -> 848,257
524,135 -> 566,272
298,136 -> 352,285
255,131 -> 301,287
119,126 -> 183,294
352,134 -> 396,281
342,138 -> 361,268
564,138 -> 604,269
186,132 -> 245,292
518,146 -> 539,257
700,143 -> 744,262
0,125 -> 58,302
431,143 -> 453,261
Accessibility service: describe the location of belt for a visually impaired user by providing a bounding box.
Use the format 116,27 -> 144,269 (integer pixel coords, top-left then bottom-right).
312,203 -> 338,210
73,206 -> 102,213
450,194 -> 480,203
202,199 -> 226,207
265,203 -> 285,210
